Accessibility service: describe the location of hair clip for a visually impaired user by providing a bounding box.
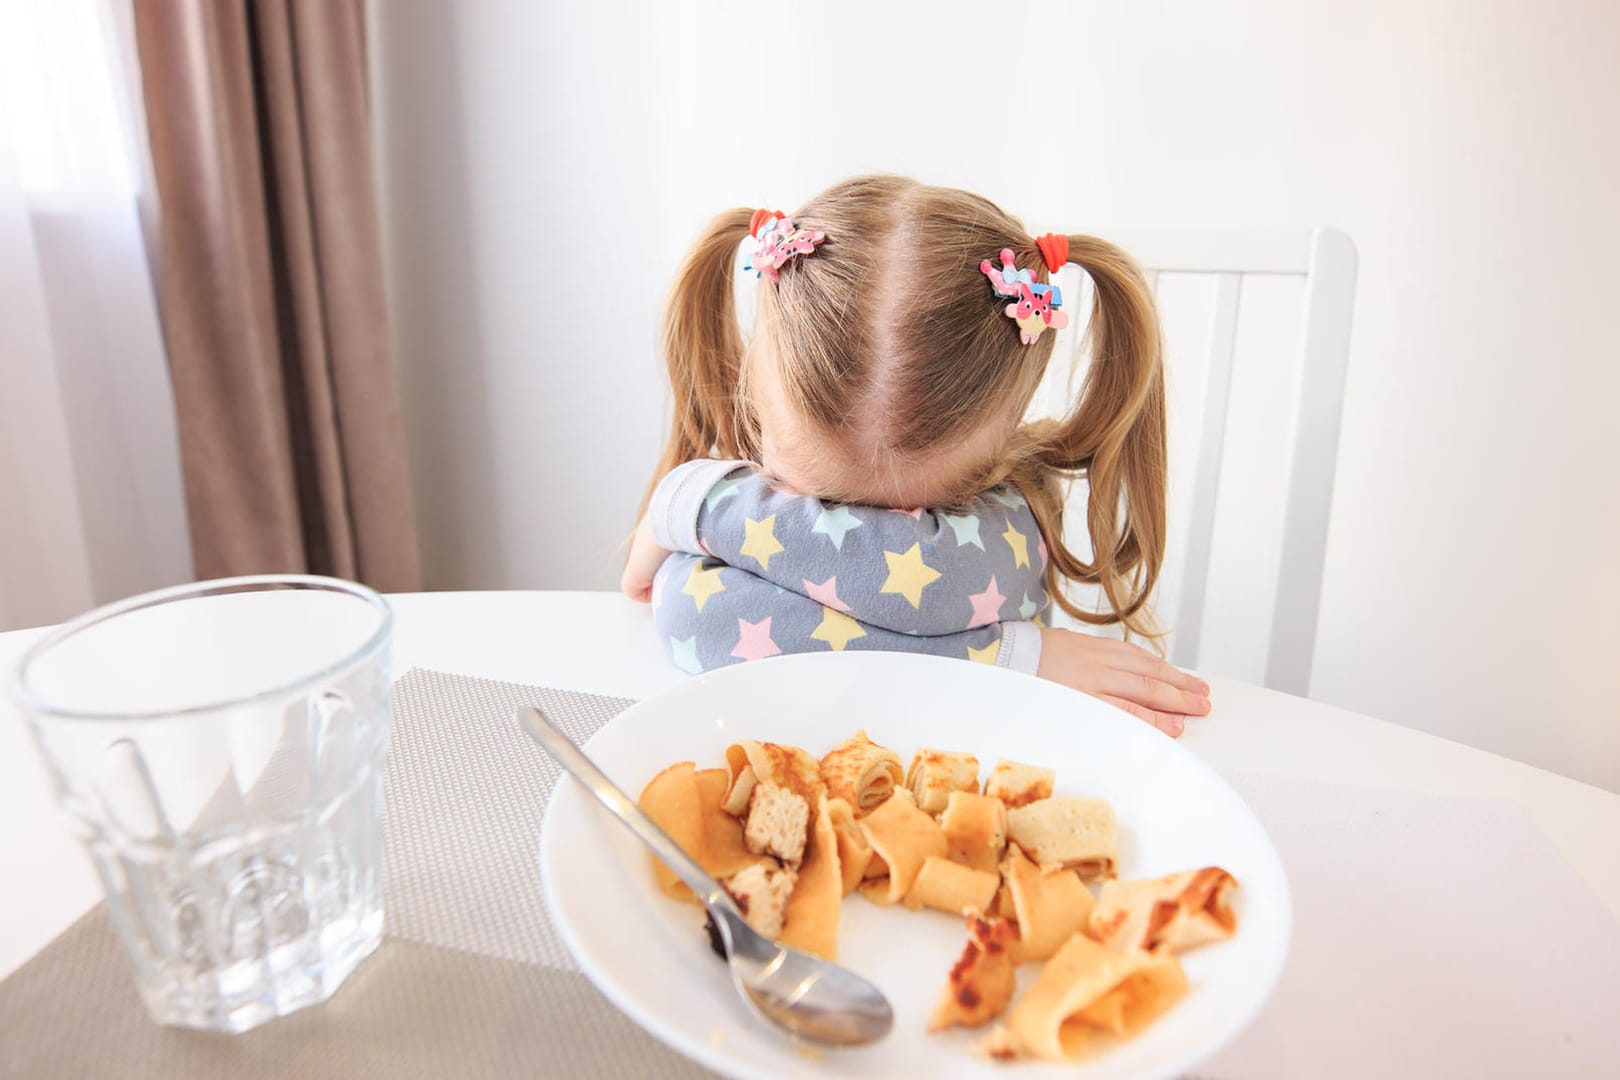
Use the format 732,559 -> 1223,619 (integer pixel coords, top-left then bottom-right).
980,247 -> 1070,344
745,214 -> 827,283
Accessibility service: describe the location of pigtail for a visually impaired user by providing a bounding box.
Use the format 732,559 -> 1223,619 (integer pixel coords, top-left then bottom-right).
639,208 -> 756,516
1012,235 -> 1167,643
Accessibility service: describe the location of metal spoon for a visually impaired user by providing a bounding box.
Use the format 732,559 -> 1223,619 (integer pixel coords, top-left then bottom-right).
517,706 -> 893,1047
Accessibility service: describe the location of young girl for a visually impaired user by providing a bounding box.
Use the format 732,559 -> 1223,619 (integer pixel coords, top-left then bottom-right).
621,175 -> 1210,737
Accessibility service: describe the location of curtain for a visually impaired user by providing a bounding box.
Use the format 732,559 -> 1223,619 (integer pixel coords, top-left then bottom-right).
0,0 -> 193,632
131,0 -> 422,591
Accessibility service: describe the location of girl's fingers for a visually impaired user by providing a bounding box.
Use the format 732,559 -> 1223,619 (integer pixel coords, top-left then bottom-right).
1097,667 -> 1211,718
1099,638 -> 1210,695
1095,694 -> 1186,738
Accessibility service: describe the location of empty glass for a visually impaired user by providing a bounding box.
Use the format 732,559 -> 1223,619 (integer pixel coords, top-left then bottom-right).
7,575 -> 393,1032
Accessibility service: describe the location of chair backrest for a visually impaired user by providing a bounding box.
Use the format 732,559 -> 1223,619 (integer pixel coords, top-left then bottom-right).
1029,228 -> 1357,696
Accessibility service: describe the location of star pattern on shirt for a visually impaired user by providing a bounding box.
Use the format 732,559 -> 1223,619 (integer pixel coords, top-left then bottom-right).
1002,521 -> 1030,568
1036,534 -> 1048,572
1018,592 -> 1037,620
811,607 -> 866,651
881,543 -> 942,609
739,514 -> 785,571
705,479 -> 740,511
682,562 -> 726,612
669,635 -> 703,675
967,640 -> 1001,665
803,575 -> 851,612
730,616 -> 782,662
811,504 -> 863,550
942,512 -> 983,550
967,575 -> 1007,629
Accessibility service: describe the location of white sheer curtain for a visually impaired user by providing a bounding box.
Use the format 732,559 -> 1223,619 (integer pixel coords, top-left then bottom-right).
0,0 -> 191,632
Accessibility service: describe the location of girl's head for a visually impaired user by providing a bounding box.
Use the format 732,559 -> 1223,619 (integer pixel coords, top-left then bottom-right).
650,174 -> 1166,638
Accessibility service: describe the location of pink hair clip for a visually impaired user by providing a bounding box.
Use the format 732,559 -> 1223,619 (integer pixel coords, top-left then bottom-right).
747,215 -> 826,283
980,247 -> 1069,344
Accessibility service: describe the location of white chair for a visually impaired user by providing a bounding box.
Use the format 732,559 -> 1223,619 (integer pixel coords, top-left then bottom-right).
1030,228 -> 1358,697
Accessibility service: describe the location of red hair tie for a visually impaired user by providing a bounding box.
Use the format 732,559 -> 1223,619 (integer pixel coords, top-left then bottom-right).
749,208 -> 786,238
1035,232 -> 1069,274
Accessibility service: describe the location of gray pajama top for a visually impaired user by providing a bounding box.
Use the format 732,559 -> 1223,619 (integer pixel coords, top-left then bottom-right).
647,459 -> 1051,677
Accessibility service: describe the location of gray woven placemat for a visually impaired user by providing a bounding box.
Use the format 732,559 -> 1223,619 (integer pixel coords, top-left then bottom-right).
0,668 -> 716,1080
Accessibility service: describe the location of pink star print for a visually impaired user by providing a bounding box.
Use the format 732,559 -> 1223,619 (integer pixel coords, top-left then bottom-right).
1036,535 -> 1048,572
887,507 -> 924,519
967,576 -> 1007,629
803,575 -> 852,612
730,616 -> 782,662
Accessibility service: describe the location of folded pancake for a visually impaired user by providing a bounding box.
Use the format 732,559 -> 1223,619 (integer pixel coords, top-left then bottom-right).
1090,867 -> 1238,954
1006,796 -> 1118,880
940,791 -> 1007,874
693,768 -> 766,878
1002,842 -> 1094,962
928,913 -> 1019,1032
780,794 -> 842,960
724,741 -> 825,867
855,789 -> 948,904
905,749 -> 980,814
905,855 -> 999,916
825,796 -> 874,896
1008,933 -> 1188,1062
722,861 -> 797,940
819,730 -> 903,814
983,759 -> 1055,809
638,761 -> 706,901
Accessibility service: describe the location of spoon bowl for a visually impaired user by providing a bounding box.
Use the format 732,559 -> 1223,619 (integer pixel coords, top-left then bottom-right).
516,706 -> 893,1047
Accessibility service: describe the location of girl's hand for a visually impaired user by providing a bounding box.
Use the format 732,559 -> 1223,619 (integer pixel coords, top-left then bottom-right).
1036,627 -> 1211,737
621,515 -> 671,603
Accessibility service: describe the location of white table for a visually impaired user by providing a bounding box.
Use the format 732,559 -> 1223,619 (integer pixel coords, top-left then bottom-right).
6,588 -> 1620,990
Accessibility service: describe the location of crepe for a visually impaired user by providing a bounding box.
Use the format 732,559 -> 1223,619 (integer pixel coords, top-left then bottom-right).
1089,867 -> 1238,954
905,855 -> 1000,916
819,730 -> 903,814
1001,842 -> 1094,962
928,914 -> 1019,1032
637,761 -> 706,902
721,739 -> 824,814
723,740 -> 825,867
855,789 -> 948,905
1005,796 -> 1118,880
779,795 -> 842,960
983,759 -> 1055,809
825,796 -> 874,896
1007,933 -> 1187,1062
940,791 -> 1008,874
906,749 -> 980,814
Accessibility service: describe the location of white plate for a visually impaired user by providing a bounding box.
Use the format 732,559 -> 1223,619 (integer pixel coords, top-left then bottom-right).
539,652 -> 1290,1079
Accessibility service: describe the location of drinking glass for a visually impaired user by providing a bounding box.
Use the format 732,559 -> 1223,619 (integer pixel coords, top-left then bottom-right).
7,575 -> 393,1032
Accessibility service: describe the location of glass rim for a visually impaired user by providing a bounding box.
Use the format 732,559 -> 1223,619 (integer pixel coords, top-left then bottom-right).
6,574 -> 393,723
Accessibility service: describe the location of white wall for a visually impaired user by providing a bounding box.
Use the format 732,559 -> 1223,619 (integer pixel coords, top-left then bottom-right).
372,0 -> 1620,792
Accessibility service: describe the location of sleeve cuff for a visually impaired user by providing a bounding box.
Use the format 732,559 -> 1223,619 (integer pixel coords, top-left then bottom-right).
997,621 -> 1043,677
649,459 -> 748,553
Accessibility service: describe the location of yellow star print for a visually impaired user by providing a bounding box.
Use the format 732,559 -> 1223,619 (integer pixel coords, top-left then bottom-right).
682,563 -> 726,612
1001,522 -> 1030,568
967,640 -> 1001,665
811,608 -> 866,652
739,514 -> 785,572
880,543 -> 943,609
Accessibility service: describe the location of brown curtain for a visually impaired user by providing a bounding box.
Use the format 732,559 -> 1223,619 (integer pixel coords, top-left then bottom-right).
132,0 -> 422,591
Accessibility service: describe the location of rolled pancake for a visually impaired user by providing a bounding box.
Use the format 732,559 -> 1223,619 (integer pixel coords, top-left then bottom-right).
693,768 -> 765,878
1002,842 -> 1093,962
1006,796 -> 1118,880
724,741 -> 825,867
905,855 -> 999,916
1008,933 -> 1187,1062
638,761 -> 705,902
928,913 -> 1018,1032
855,789 -> 947,905
1090,867 -> 1238,953
722,740 -> 824,815
905,749 -> 980,814
826,797 -> 874,896
819,730 -> 903,814
940,791 -> 1007,874
780,795 -> 842,960
983,759 -> 1055,809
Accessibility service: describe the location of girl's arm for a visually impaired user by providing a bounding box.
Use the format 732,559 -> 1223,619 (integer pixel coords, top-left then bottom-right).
649,552 -> 1042,676
643,460 -> 1051,638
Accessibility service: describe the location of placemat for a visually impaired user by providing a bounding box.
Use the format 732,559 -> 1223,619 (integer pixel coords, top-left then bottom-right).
0,668 -> 716,1080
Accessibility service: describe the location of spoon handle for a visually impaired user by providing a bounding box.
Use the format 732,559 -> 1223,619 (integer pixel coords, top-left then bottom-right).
516,706 -> 730,910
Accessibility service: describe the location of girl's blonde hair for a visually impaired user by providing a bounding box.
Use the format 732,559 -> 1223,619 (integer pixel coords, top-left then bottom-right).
645,175 -> 1166,641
